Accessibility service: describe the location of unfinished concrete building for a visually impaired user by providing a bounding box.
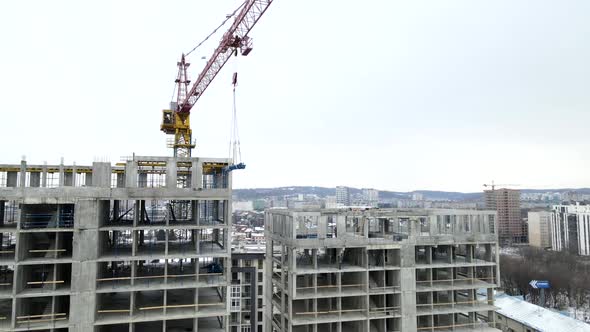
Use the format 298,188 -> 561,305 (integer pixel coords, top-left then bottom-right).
265,208 -> 500,332
0,156 -> 232,331
484,189 -> 524,245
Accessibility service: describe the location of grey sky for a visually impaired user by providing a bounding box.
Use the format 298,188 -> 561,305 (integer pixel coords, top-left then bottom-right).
1,0 -> 588,192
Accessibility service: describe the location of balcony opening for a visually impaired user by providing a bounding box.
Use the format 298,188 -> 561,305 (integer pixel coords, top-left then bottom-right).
97,261 -> 131,289
96,292 -> 130,321
21,204 -> 74,229
100,230 -> 133,257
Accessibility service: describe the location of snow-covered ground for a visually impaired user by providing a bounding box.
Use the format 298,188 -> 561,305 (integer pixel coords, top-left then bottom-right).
524,292 -> 590,323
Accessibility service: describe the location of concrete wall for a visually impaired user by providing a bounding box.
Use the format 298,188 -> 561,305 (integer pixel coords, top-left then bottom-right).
495,313 -> 539,332
528,211 -> 552,248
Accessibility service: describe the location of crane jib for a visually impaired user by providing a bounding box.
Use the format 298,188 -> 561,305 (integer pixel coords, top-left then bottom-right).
162,0 -> 274,157
179,0 -> 273,114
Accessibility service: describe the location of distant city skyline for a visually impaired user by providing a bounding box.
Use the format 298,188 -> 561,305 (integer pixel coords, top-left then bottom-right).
1,0 -> 589,192
234,185 -> 590,194
232,186 -> 590,204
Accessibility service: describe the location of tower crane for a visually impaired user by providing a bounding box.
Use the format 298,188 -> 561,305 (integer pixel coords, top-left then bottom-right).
160,0 -> 274,158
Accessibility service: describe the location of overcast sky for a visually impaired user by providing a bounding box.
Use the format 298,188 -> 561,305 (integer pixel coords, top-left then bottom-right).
1,0 -> 589,192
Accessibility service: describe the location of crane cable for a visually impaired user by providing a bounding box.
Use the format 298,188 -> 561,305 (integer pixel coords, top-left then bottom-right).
229,72 -> 242,165
171,1 -> 246,103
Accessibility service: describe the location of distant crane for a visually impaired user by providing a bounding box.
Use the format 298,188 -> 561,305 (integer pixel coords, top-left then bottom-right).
160,0 -> 274,158
483,181 -> 520,191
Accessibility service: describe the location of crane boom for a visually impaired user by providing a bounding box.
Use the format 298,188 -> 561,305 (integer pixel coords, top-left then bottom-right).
178,0 -> 274,114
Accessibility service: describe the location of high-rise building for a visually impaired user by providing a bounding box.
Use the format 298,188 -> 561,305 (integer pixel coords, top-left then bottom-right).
335,186 -> 350,206
265,208 -> 500,332
550,203 -> 590,256
0,156 -> 233,331
527,211 -> 552,248
361,188 -> 379,207
484,189 -> 525,244
231,246 -> 266,332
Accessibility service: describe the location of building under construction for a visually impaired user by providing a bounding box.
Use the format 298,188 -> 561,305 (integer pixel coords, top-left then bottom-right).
0,156 -> 232,331
265,208 -> 500,332
484,189 -> 525,245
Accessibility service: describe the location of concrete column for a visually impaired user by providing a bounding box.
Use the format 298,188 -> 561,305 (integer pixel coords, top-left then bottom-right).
130,262 -> 136,320
42,162 -> 48,187
447,246 -> 453,264
72,163 -> 77,187
13,297 -> 23,329
318,216 -> 327,239
487,288 -> 495,323
19,160 -> 26,187
92,162 -> 111,188
336,215 -> 346,238
400,245 -> 417,331
484,243 -> 492,261
59,159 -> 65,187
191,160 -> 202,189
70,200 -> 100,331
192,201 -> 199,225
125,161 -> 138,188
134,201 -> 141,227
166,159 -> 177,189
292,213 -> 298,240
426,247 -> 432,264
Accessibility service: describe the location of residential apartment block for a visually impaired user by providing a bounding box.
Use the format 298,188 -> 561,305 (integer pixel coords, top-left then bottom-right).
361,189 -> 379,208
231,247 -> 266,332
335,187 -> 350,206
550,203 -> 590,256
527,211 -> 552,249
484,189 -> 525,244
265,208 -> 500,332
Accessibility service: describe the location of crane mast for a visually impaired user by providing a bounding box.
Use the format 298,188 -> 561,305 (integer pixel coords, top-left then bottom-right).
160,0 -> 274,157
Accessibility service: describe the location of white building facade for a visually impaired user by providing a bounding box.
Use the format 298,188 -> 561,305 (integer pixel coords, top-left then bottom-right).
335,186 -> 350,206
550,204 -> 590,256
231,248 -> 266,332
361,188 -> 379,207
527,211 -> 552,248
